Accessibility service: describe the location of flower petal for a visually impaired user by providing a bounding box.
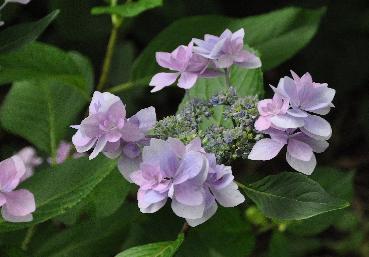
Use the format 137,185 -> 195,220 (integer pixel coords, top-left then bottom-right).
118,154 -> 141,182
0,156 -> 25,192
287,139 -> 314,161
248,138 -> 285,160
301,115 -> 332,140
171,199 -> 205,219
3,189 -> 35,217
149,72 -> 179,92
177,72 -> 198,89
212,182 -> 245,207
286,151 -> 317,175
270,114 -> 304,129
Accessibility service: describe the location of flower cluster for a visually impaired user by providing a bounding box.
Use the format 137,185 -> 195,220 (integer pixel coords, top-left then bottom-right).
71,91 -> 157,181
0,156 -> 36,222
149,28 -> 261,92
153,87 -> 262,163
68,29 -> 335,227
130,138 -> 244,226
249,71 -> 335,175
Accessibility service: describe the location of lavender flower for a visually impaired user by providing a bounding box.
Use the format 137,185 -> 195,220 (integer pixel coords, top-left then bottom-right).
187,153 -> 245,226
149,42 -> 213,92
193,28 -> 261,69
248,128 -> 329,175
272,71 -> 335,139
0,156 -> 36,222
114,107 -> 157,181
72,91 -> 126,160
130,138 -> 244,226
16,147 -> 42,182
130,138 -> 209,221
254,93 -> 303,131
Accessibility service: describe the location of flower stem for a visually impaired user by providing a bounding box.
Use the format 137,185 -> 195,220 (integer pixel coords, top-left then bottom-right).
224,68 -> 231,88
96,0 -> 123,91
180,222 -> 190,237
21,225 -> 37,251
96,25 -> 120,91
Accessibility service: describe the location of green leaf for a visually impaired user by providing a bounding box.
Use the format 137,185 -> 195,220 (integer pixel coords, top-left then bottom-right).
0,42 -> 91,95
132,6 -> 325,79
33,205 -> 137,257
0,80 -> 87,155
0,157 -> 116,232
181,64 -> 263,106
116,233 -> 184,257
286,168 -> 355,236
239,172 -> 350,220
89,169 -> 132,218
0,10 -> 60,54
91,0 -> 163,18
178,208 -> 255,257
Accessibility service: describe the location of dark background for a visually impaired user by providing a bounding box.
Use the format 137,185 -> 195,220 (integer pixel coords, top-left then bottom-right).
0,0 -> 368,256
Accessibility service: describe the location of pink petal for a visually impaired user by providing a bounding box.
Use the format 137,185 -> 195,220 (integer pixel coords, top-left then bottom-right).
3,189 -> 35,217
286,152 -> 316,175
287,139 -> 313,161
235,50 -> 262,69
129,106 -> 157,133
212,182 -> 245,207
121,122 -> 145,142
255,116 -> 271,131
301,115 -> 332,140
173,183 -> 204,206
270,114 -> 304,129
248,138 -> 285,160
171,199 -> 205,219
0,156 -> 25,192
1,208 -> 33,223
89,136 -> 107,160
155,52 -> 174,69
149,72 -> 179,92
177,72 -> 198,89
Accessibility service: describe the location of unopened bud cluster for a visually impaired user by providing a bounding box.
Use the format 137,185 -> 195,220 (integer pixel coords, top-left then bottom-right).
153,87 -> 263,164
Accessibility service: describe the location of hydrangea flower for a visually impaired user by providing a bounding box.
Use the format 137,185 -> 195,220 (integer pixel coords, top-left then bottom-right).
130,138 -> 244,226
254,93 -> 304,131
72,91 -> 126,160
272,71 -> 335,139
248,128 -> 329,175
187,153 -> 245,226
0,156 -> 36,222
193,28 -> 261,69
130,138 -> 209,220
149,42 -> 214,92
16,147 -> 42,182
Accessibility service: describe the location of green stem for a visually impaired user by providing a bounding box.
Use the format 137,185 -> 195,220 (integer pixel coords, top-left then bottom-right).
96,24 -> 120,91
224,68 -> 231,88
180,222 -> 190,238
21,225 -> 37,251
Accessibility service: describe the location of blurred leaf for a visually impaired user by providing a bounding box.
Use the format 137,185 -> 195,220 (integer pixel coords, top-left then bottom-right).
240,172 -> 349,220
132,6 -> 326,81
268,232 -> 321,257
89,169 -> 132,218
0,10 -> 59,54
33,205 -> 137,257
92,0 -> 163,18
287,168 -> 355,236
116,233 -> 184,257
178,208 -> 255,257
0,43 -> 91,95
0,157 -> 116,232
0,80 -> 87,155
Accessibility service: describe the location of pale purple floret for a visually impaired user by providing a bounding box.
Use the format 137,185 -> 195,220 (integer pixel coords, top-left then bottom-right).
273,71 -> 335,140
72,91 -> 126,160
99,106 -> 157,181
0,156 -> 36,222
130,138 -> 209,222
130,138 -> 244,226
149,42 -> 216,92
254,94 -> 304,131
187,153 -> 245,227
48,141 -> 85,165
192,28 -> 261,69
16,147 -> 42,182
248,128 -> 329,175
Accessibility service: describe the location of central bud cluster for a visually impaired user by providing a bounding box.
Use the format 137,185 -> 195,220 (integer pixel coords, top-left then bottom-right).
152,87 -> 263,164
